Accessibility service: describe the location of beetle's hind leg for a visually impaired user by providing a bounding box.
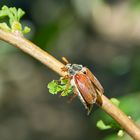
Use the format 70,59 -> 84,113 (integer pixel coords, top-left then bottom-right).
95,89 -> 103,106
87,104 -> 93,115
73,87 -> 93,115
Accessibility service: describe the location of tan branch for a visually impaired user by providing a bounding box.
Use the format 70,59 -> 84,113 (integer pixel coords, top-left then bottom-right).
0,29 -> 140,140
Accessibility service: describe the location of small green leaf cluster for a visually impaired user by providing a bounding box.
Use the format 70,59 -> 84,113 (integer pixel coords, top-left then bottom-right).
94,93 -> 140,139
96,120 -> 112,130
0,5 -> 30,34
96,98 -> 124,137
47,78 -> 73,96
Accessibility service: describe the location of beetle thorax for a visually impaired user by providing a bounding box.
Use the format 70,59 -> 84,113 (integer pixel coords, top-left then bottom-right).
66,64 -> 84,76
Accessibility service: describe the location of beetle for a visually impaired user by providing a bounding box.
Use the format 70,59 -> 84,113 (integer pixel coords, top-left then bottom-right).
61,62 -> 104,115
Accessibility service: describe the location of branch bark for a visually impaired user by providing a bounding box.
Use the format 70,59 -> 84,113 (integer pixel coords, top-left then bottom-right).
0,29 -> 140,140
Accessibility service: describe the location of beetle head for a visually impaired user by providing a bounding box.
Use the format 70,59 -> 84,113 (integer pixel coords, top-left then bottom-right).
65,64 -> 84,76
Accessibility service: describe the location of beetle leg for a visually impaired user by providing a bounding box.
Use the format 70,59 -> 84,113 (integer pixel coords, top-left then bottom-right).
84,67 -> 104,95
74,87 -> 88,109
60,75 -> 70,81
61,77 -> 71,96
62,57 -> 69,64
67,89 -> 77,103
71,88 -> 94,115
87,104 -> 93,115
61,66 -> 68,72
64,75 -> 70,79
95,88 -> 103,106
74,86 -> 93,115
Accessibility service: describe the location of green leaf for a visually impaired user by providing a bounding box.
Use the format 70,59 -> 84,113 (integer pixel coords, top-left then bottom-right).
11,21 -> 22,31
60,78 -> 73,96
2,5 -> 9,10
0,23 -> 10,31
23,26 -> 31,34
61,85 -> 73,96
9,7 -> 17,19
110,98 -> 120,107
2,5 -> 9,12
47,78 -> 73,96
2,6 -> 14,25
0,5 -> 30,34
96,120 -> 112,130
0,9 -> 8,18
17,8 -> 25,21
60,77 -> 68,84
47,80 -> 62,94
117,130 -> 125,137
9,7 -> 19,25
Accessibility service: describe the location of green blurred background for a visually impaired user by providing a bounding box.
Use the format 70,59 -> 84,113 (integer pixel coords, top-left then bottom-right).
0,0 -> 140,140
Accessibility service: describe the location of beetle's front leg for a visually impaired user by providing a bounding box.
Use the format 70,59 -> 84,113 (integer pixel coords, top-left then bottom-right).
61,66 -> 68,72
67,89 -> 77,103
61,76 -> 71,96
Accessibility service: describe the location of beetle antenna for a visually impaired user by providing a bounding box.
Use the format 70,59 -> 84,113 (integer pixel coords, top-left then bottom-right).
62,57 -> 69,64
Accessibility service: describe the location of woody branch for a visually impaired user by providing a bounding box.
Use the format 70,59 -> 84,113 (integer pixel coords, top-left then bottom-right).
0,29 -> 140,140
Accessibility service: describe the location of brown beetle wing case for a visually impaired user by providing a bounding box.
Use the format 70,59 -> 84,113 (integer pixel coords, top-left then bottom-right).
84,67 -> 104,95
74,73 -> 97,104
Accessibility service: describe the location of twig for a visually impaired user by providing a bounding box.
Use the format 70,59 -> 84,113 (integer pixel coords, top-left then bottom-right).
101,95 -> 140,140
0,29 -> 140,140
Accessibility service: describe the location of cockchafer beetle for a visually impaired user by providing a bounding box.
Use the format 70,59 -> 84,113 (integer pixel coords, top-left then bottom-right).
61,58 -> 104,115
